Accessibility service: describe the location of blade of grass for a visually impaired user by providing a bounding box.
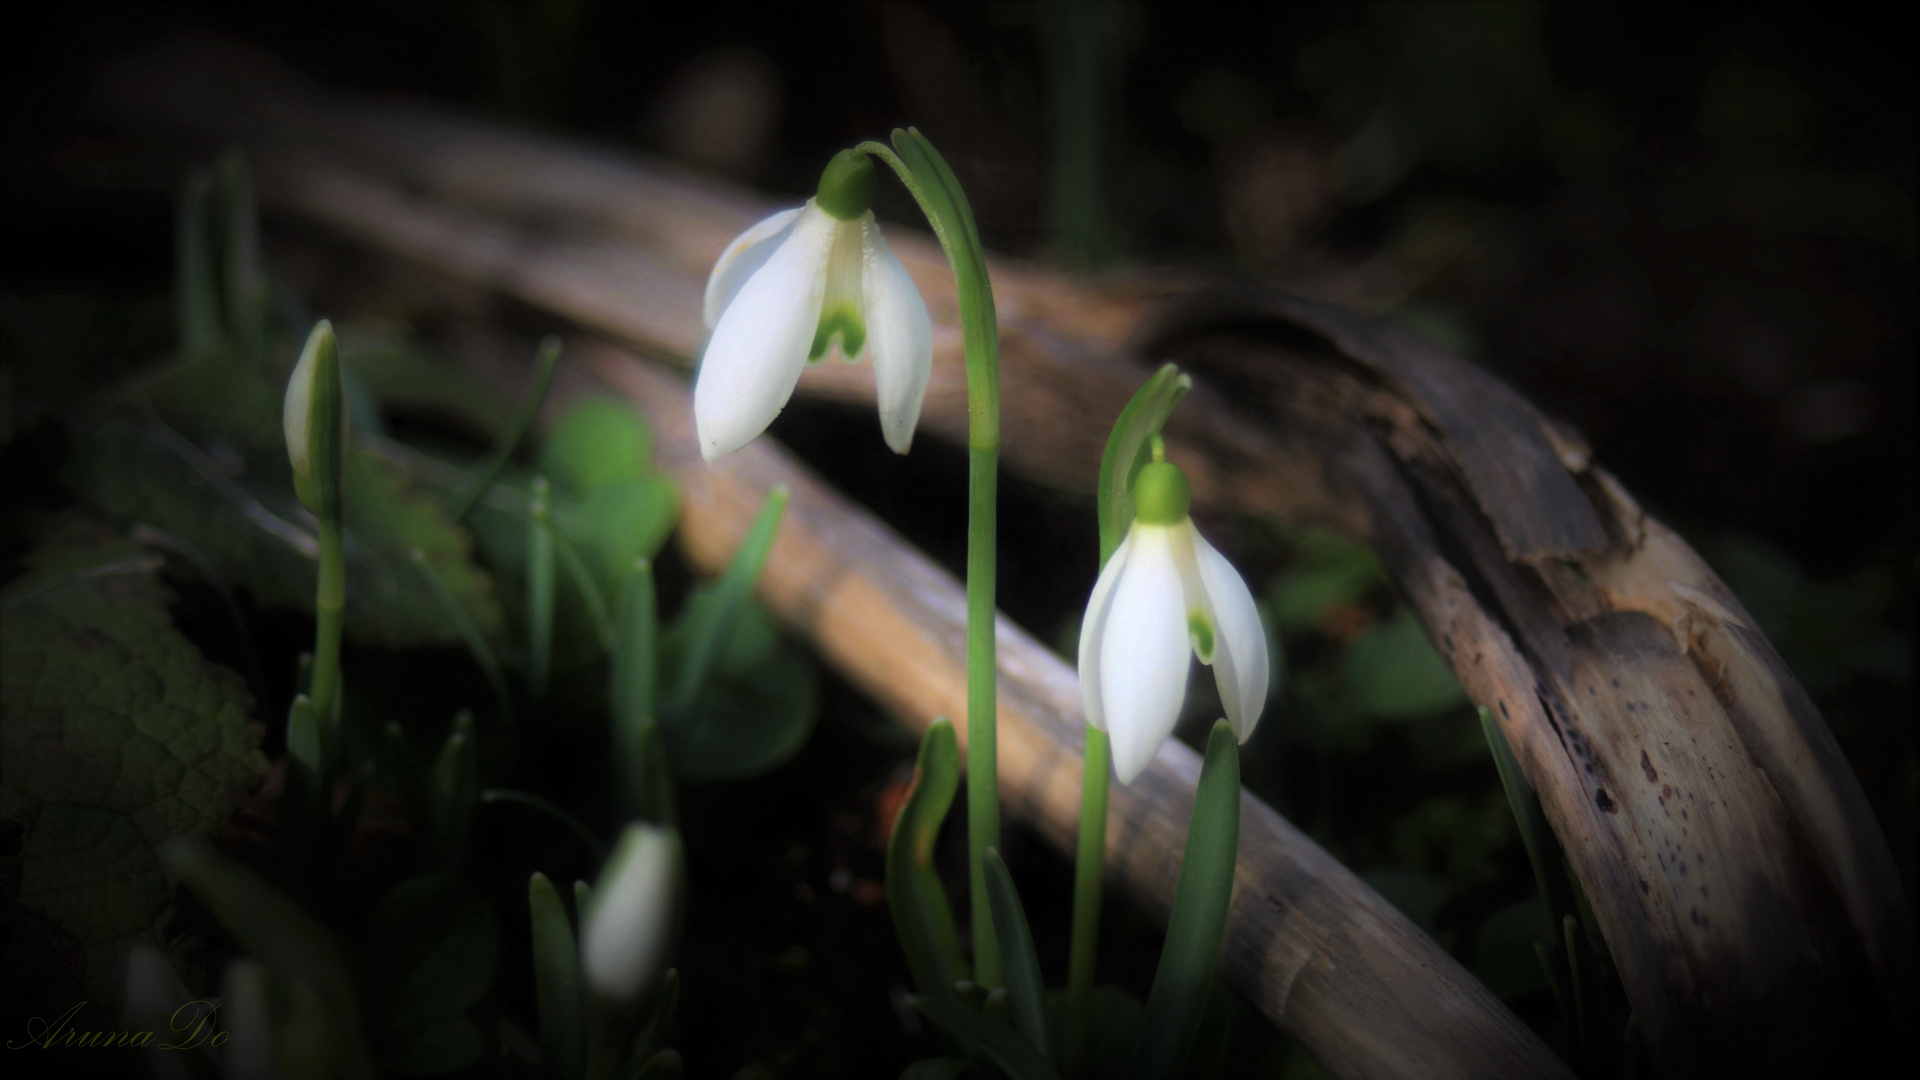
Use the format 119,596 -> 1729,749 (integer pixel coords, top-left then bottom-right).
483,788 -> 607,860
611,558 -> 661,823
984,848 -> 1051,1063
529,871 -> 586,1080
409,546 -> 514,728
662,486 -> 788,725
886,720 -> 967,999
558,535 -> 615,652
1138,720 -> 1241,1080
450,335 -> 562,522
428,710 -> 479,869
527,475 -> 556,704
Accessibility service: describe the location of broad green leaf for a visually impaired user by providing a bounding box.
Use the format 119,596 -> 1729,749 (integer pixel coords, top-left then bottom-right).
356,873 -> 497,1049
1139,720 -> 1241,1080
0,520 -> 265,1015
537,396 -> 656,497
1472,899 -> 1555,998
662,487 -> 786,723
1342,611 -> 1468,718
660,587 -> 817,782
573,478 -> 678,590
68,420 -> 503,648
886,720 -> 966,998
983,849 -> 1050,1063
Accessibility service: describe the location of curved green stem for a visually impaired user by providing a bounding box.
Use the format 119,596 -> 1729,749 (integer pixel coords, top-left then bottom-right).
1065,726 -> 1108,1077
311,518 -> 345,746
860,131 -> 1002,987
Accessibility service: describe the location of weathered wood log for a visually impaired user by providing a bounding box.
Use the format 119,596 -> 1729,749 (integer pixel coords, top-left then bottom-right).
92,34 -> 1912,1077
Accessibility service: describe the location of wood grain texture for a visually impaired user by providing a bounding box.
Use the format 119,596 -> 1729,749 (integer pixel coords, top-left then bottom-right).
89,35 -> 1912,1077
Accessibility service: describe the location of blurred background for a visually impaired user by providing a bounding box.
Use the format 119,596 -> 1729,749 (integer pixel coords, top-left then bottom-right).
4,3 -> 1912,1077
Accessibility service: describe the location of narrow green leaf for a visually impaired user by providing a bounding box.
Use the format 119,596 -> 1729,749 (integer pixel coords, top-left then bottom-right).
528,475 -> 557,703
410,546 -> 514,727
176,170 -> 221,361
664,486 -> 787,723
450,334 -> 561,522
158,836 -> 374,1078
295,650 -> 314,697
214,151 -> 265,361
612,557 -> 659,822
628,967 -> 679,1067
1096,364 -> 1191,566
559,534 -> 616,651
428,711 -> 479,868
483,789 -> 607,860
983,848 -> 1051,1063
1480,707 -> 1576,942
530,872 -> 586,1080
1139,719 -> 1241,1080
886,720 -> 966,997
909,994 -> 1063,1080
382,720 -> 428,834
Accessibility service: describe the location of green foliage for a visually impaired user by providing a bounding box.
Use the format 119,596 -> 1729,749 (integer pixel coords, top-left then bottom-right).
1266,526 -> 1386,633
660,585 -> 818,782
1473,899 -> 1556,998
354,873 -> 497,1074
1341,611 -> 1469,720
886,720 -> 967,999
0,519 -> 266,1011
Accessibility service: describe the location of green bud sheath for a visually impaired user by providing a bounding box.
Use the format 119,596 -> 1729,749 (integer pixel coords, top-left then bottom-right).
1133,461 -> 1191,525
284,319 -> 347,519
816,149 -> 877,221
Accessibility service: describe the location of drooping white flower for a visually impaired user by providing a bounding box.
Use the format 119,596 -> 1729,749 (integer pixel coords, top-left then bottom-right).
581,823 -> 681,1005
696,150 -> 932,463
1079,459 -> 1269,784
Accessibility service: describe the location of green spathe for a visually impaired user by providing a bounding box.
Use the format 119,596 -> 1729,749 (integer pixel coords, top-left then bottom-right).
1132,461 -> 1191,525
283,319 -> 347,517
815,149 -> 877,220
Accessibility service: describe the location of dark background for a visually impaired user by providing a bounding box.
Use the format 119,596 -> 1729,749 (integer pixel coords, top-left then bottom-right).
4,3 -> 1911,1078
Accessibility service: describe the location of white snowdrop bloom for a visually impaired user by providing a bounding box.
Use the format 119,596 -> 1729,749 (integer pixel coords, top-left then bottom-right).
695,150 -> 932,463
581,823 -> 681,1004
1079,459 -> 1269,784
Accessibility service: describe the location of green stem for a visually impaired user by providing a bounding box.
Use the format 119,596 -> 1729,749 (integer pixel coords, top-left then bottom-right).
310,518 -> 345,748
861,131 -> 1003,987
1064,726 -> 1109,1077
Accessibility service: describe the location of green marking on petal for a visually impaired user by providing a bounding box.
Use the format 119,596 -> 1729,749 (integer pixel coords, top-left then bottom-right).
810,304 -> 867,363
1188,609 -> 1215,663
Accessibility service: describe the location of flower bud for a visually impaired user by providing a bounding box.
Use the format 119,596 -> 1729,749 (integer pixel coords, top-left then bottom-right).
581,823 -> 681,1005
1132,461 -> 1191,525
283,319 -> 347,517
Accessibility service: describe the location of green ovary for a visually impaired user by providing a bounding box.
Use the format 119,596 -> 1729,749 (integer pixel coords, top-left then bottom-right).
1188,609 -> 1215,662
810,304 -> 867,363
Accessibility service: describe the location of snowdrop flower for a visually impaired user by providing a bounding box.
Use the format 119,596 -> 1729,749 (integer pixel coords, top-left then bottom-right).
696,149 -> 933,462
582,823 -> 682,1004
1079,455 -> 1269,784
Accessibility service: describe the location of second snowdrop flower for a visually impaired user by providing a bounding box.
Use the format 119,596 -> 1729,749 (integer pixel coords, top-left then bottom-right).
696,149 -> 933,462
1079,449 -> 1269,784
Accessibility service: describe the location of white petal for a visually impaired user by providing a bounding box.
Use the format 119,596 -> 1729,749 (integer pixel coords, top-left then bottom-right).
694,204 -> 836,462
704,206 -> 803,328
1100,525 -> 1192,784
1190,526 -> 1269,743
1077,530 -> 1137,734
861,218 -> 933,453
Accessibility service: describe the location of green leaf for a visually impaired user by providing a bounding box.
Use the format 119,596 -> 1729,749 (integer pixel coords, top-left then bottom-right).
886,720 -> 966,998
909,993 -> 1063,1080
628,967 -> 680,1068
527,476 -> 557,702
1081,985 -> 1146,1080
68,420 -> 504,648
159,835 -> 373,1079
573,478 -> 679,589
663,487 -> 786,721
1268,529 -> 1386,633
1480,706 -> 1576,936
1139,720 -> 1241,1080
339,336 -> 510,436
357,873 -> 497,1054
529,873 -> 586,1080
538,396 -> 656,497
612,558 -> 661,819
1096,363 -> 1191,566
660,588 -> 818,783
450,335 -> 561,522
899,1059 -> 970,1080
1342,611 -> 1468,718
427,712 -> 479,868
983,849 -> 1050,1063
1472,899 -> 1555,998
0,520 -> 265,1013
377,1015 -> 485,1076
